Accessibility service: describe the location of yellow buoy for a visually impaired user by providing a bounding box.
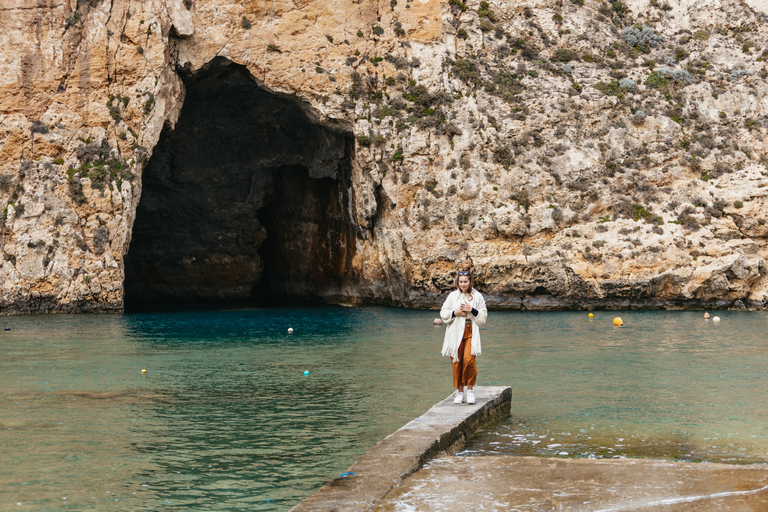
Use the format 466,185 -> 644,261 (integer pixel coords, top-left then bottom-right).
613,317 -> 623,326
141,369 -> 147,373
588,312 -> 594,318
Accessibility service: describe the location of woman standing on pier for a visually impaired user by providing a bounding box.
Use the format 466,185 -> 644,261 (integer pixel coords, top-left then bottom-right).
440,269 -> 488,405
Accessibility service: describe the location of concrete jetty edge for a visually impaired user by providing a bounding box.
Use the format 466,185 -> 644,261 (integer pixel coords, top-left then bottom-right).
290,385 -> 512,512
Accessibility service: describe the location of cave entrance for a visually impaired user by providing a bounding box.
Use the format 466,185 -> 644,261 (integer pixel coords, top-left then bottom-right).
124,58 -> 355,310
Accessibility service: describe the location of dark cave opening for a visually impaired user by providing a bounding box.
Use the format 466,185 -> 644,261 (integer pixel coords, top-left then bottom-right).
124,58 -> 355,310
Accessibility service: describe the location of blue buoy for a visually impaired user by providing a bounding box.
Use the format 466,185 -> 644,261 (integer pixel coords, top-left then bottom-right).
303,370 -> 310,376
340,472 -> 355,477
4,327 -> 9,331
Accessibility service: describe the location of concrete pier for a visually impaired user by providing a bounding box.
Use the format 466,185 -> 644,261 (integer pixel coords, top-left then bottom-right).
375,455 -> 768,511
290,386 -> 512,512
292,384 -> 768,511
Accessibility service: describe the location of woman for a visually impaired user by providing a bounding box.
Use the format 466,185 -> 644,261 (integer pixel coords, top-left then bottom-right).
440,269 -> 488,404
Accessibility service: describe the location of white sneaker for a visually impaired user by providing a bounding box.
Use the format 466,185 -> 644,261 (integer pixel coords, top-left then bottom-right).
466,390 -> 476,404
453,392 -> 464,404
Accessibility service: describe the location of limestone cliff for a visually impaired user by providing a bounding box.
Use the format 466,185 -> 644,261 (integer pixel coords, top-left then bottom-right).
1,0 -> 767,312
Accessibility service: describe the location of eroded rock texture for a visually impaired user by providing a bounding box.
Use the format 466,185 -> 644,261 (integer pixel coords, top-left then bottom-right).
124,58 -> 354,304
1,0 -> 768,312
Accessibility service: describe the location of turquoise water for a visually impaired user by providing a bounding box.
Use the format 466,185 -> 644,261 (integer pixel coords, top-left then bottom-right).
465,310 -> 768,464
1,308 -> 767,511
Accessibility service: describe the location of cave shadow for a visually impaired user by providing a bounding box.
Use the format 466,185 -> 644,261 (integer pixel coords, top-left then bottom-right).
124,58 -> 356,312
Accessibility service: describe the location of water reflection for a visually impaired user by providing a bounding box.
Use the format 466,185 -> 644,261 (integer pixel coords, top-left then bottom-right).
469,310 -> 768,464
1,308 -> 447,511
2,309 -> 768,511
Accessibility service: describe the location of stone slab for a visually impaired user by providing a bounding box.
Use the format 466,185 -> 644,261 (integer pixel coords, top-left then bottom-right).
375,454 -> 768,511
289,386 -> 512,512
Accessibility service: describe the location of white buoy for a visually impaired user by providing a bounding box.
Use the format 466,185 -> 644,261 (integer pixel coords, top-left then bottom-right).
712,316 -> 721,323
704,311 -> 710,319
434,318 -> 443,325
288,327 -> 294,333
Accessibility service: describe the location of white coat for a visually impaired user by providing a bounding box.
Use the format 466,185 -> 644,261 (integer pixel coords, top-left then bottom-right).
440,288 -> 488,362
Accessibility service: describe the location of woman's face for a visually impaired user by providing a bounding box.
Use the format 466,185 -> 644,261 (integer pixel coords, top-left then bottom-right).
458,276 -> 471,293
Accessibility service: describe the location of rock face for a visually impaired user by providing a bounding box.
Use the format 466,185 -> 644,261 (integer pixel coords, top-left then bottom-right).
1,0 -> 767,312
124,58 -> 355,305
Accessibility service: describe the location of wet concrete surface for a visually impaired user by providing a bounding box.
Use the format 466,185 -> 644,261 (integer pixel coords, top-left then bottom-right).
375,455 -> 768,511
292,384 -> 768,511
290,386 -> 512,512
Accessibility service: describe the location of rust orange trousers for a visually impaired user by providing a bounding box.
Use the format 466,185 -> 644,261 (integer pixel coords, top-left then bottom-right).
452,320 -> 477,389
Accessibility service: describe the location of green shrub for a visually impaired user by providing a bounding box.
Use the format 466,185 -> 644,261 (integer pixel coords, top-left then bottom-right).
241,16 -> 251,30
611,1 -> 627,18
734,200 -> 743,209
645,71 -> 668,90
676,213 -> 699,230
553,49 -> 575,62
451,58 -> 481,85
143,93 -> 155,115
477,1 -> 495,21
493,146 -> 513,167
615,202 -> 663,224
694,30 -> 710,41
373,106 -> 393,118
594,80 -> 623,98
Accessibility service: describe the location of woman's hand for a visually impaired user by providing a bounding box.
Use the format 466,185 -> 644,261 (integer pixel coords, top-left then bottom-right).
459,303 -> 473,314
454,307 -> 467,317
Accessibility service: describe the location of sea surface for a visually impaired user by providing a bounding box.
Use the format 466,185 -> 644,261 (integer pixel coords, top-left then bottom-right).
1,308 -> 767,511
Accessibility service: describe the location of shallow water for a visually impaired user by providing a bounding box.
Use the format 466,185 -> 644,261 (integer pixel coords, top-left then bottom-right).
1,308 -> 448,511
1,308 -> 767,511
464,310 -> 768,465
